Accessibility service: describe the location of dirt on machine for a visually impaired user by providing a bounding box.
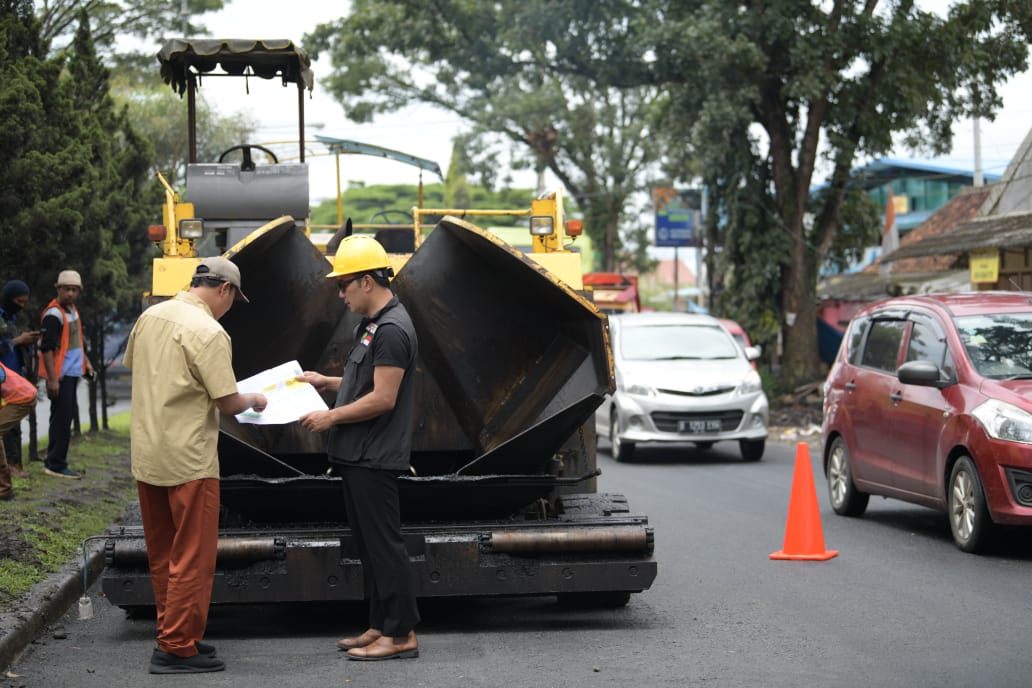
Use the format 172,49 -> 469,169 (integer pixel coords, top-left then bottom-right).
101,38 -> 656,611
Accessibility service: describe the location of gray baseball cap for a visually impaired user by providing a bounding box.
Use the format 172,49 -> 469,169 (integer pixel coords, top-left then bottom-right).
194,257 -> 249,303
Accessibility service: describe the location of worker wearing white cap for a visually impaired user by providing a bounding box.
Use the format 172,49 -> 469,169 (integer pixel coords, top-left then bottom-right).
38,269 -> 93,480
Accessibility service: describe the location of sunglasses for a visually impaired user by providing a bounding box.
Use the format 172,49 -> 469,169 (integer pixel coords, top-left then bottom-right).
337,275 -> 365,293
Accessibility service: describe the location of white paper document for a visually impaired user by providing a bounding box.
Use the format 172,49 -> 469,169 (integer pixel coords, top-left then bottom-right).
234,360 -> 328,425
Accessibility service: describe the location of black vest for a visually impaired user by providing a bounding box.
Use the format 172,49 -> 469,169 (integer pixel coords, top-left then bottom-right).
327,296 -> 418,472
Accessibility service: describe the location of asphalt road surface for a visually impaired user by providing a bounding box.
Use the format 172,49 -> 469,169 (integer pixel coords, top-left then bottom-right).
8,440 -> 1032,687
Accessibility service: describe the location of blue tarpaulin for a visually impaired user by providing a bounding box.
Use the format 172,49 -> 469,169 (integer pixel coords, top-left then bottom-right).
818,318 -> 844,364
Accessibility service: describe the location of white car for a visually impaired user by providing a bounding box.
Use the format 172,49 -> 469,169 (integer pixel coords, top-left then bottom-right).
595,312 -> 769,462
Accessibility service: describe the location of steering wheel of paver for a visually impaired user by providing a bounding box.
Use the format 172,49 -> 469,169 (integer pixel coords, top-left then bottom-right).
217,144 -> 279,171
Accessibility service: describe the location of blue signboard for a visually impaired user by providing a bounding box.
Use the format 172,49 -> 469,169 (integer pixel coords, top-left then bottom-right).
654,188 -> 701,247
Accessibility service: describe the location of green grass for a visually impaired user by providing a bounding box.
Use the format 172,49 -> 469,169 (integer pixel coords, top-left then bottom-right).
0,411 -> 136,609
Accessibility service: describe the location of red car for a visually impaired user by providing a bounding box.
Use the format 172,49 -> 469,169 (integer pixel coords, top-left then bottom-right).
718,318 -> 758,369
821,292 -> 1032,553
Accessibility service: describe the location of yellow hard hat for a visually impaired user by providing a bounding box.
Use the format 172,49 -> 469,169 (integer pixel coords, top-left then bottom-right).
326,235 -> 391,279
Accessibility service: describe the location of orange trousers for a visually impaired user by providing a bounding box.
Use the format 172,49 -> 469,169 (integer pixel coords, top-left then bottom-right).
137,479 -> 219,657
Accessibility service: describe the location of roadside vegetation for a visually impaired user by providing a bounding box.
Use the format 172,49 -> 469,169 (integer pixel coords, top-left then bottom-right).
0,413 -> 134,612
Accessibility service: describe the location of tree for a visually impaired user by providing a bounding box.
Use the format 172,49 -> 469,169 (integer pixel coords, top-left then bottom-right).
648,0 -> 1032,386
108,74 -> 257,188
36,0 -> 250,186
65,11 -> 162,424
0,0 -> 89,294
0,3 -> 159,429
304,0 -> 666,272
35,0 -> 224,58
309,180 -> 538,230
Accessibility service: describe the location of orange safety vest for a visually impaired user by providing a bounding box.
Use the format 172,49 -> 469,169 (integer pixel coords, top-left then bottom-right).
37,298 -> 86,380
1,361 -> 37,406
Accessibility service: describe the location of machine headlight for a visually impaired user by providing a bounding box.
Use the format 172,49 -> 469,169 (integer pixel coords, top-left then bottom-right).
529,215 -> 554,236
735,369 -> 763,396
179,218 -> 204,239
972,399 -> 1032,445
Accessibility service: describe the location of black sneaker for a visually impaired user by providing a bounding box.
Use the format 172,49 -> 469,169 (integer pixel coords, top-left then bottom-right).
151,643 -> 216,658
149,649 -> 225,674
42,466 -> 81,479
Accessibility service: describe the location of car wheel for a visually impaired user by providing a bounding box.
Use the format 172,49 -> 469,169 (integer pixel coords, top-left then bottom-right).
739,438 -> 765,461
694,441 -> 714,450
948,455 -> 992,553
609,411 -> 636,462
826,436 -> 869,517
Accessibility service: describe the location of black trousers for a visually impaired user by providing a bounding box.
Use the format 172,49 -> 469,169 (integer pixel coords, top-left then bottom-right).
2,425 -> 20,464
339,465 -> 420,637
45,376 -> 79,471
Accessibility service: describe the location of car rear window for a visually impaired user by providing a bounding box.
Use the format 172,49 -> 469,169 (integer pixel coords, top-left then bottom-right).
956,312 -> 1032,379
620,324 -> 739,361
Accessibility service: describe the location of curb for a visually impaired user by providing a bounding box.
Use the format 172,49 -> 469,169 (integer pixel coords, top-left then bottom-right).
0,546 -> 105,673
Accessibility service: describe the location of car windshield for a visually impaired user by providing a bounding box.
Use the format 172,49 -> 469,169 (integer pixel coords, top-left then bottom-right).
620,324 -> 739,361
956,312 -> 1032,380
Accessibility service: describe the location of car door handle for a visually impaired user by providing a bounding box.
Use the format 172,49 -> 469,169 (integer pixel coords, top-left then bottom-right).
889,392 -> 903,402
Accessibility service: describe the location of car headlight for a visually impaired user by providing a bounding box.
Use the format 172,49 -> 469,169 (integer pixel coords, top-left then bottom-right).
735,369 -> 763,396
621,379 -> 657,396
972,399 -> 1032,445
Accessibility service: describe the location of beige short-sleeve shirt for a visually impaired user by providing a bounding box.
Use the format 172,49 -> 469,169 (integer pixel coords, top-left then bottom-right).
124,291 -> 238,486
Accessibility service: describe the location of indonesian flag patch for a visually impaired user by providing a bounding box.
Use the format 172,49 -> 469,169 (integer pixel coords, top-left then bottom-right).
360,322 -> 378,347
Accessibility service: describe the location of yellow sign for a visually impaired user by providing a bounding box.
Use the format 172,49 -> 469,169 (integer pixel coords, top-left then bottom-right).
893,195 -> 909,214
970,248 -> 999,284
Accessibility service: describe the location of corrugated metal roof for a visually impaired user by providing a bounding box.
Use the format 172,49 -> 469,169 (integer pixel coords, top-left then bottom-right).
880,211 -> 1032,262
818,270 -> 970,301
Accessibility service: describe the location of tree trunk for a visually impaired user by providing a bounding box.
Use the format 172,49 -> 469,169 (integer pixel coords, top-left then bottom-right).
780,255 -> 821,388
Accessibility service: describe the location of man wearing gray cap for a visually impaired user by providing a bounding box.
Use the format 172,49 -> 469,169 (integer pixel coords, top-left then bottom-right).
39,269 -> 93,479
124,256 -> 267,675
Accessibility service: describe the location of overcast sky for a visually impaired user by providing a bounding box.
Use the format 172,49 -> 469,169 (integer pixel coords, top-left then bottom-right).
195,0 -> 1032,202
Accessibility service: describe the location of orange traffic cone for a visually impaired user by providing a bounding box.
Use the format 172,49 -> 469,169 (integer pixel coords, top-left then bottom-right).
770,442 -> 839,561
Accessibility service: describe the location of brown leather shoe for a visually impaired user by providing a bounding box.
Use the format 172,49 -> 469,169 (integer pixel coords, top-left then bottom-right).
336,629 -> 382,651
346,632 -> 418,661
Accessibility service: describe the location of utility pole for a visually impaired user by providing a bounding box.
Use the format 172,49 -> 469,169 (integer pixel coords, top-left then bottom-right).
973,117 -> 984,187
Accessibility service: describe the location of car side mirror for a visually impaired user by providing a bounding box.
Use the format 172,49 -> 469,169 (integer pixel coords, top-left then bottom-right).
897,360 -> 947,388
745,345 -> 762,361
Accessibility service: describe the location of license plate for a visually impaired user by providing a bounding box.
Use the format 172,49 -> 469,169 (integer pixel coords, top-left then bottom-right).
680,419 -> 722,433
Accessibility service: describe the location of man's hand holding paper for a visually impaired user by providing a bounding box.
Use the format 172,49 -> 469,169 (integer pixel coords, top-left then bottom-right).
235,360 -> 328,425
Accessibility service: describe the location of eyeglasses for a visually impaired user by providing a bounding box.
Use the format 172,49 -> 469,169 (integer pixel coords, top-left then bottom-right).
337,275 -> 365,293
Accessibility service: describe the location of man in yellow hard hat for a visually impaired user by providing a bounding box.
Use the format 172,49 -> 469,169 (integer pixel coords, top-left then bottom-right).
298,235 -> 421,661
